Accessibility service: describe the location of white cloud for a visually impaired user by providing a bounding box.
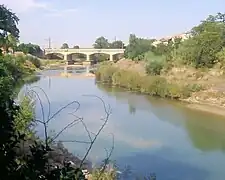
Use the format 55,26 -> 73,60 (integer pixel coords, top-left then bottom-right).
1,0 -> 48,13
1,0 -> 78,17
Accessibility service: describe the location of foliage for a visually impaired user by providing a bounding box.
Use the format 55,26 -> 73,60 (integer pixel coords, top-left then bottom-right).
95,64 -> 117,83
110,40 -> 124,49
0,4 -> 19,38
16,43 -> 43,56
0,55 -> 29,101
216,47 -> 225,67
93,37 -> 125,49
144,52 -> 166,75
121,12 -> 225,71
0,33 -> 19,52
61,43 -> 69,49
93,36 -> 110,49
91,169 -> 117,180
26,55 -> 41,68
179,17 -> 225,68
124,34 -> 153,60
73,45 -> 79,49
0,5 -> 19,53
14,97 -> 34,137
96,65 -> 200,99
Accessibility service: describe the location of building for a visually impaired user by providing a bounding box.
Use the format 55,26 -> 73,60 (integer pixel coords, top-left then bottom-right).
152,32 -> 191,47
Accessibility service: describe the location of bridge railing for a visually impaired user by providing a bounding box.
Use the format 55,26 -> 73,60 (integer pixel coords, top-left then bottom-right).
44,48 -> 125,54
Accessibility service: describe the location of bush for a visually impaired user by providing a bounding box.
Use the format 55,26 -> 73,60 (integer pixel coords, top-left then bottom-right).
27,55 -> 41,68
216,47 -> 225,68
144,52 -> 166,75
186,83 -> 204,92
14,96 -> 34,137
95,65 -> 117,83
96,64 -> 194,99
145,60 -> 164,75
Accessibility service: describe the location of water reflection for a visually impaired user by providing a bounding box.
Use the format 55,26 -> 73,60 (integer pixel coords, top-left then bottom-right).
128,104 -> 136,115
181,109 -> 225,153
96,83 -> 225,153
117,147 -> 209,180
21,74 -> 225,180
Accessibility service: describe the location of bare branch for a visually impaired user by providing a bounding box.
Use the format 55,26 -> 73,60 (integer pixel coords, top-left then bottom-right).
47,100 -> 80,124
49,118 -> 81,143
28,86 -> 51,121
22,87 -> 114,178
97,133 -> 115,179
79,95 -> 112,168
25,89 -> 48,147
58,140 -> 91,144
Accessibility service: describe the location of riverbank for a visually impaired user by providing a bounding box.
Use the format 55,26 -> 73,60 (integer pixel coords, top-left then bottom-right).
95,59 -> 225,117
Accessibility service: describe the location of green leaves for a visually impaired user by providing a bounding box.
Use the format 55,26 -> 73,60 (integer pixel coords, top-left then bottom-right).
179,13 -> 225,68
93,36 -> 110,49
17,43 -> 42,56
125,34 -> 152,59
61,43 -> 69,49
0,5 -> 19,38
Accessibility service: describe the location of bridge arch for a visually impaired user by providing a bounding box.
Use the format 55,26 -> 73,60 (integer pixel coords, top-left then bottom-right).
45,53 -> 64,60
112,53 -> 124,62
89,53 -> 110,62
67,53 -> 87,62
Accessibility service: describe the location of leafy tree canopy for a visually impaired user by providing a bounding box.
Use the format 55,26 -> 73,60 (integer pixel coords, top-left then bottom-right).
0,5 -> 19,39
61,43 -> 69,49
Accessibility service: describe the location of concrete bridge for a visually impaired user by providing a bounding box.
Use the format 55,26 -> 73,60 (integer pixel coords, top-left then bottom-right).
44,48 -> 125,62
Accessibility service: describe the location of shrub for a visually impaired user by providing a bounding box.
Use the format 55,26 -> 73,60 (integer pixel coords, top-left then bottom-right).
144,52 -> 166,75
95,65 -> 117,83
27,55 -> 41,68
145,60 -> 164,75
216,47 -> 225,68
186,83 -> 203,92
95,64 -> 194,99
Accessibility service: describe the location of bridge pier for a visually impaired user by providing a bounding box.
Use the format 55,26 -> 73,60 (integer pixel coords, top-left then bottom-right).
86,54 -> 90,61
109,54 -> 113,61
64,54 -> 68,61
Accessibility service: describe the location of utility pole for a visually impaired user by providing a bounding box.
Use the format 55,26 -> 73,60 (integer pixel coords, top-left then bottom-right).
44,37 -> 51,49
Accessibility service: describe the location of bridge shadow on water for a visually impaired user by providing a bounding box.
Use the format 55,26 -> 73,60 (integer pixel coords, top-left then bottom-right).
115,147 -> 209,180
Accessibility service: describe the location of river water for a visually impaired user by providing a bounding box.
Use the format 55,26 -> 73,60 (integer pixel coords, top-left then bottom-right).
19,69 -> 225,180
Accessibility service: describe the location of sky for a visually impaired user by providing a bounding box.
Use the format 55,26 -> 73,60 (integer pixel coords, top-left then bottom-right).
1,0 -> 225,48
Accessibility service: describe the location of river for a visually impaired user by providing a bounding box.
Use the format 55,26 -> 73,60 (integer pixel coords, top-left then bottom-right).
19,69 -> 225,180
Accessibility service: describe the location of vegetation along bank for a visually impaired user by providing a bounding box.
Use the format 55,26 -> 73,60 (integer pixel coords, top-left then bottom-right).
95,12 -> 225,115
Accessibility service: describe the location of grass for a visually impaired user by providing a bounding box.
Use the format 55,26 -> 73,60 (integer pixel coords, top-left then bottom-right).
95,64 -> 203,100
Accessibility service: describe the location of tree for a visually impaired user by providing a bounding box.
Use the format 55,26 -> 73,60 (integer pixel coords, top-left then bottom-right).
110,40 -> 124,49
6,33 -> 18,49
124,34 -> 152,60
0,5 -> 19,39
0,34 -> 17,53
177,13 -> 225,67
0,5 -> 19,53
61,43 -> 69,49
73,45 -> 79,49
16,43 -> 42,56
93,36 -> 110,49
